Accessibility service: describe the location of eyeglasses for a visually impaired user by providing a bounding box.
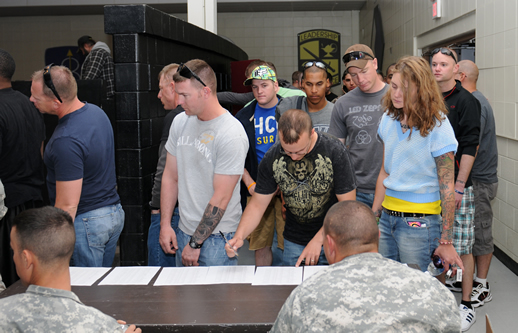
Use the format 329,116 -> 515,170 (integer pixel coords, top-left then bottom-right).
304,61 -> 327,70
43,64 -> 62,103
431,47 -> 457,63
178,63 -> 206,87
280,139 -> 311,157
342,51 -> 374,64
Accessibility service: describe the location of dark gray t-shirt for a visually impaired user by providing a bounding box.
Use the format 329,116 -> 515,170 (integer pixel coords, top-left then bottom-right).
255,133 -> 356,245
328,84 -> 388,193
471,90 -> 498,183
277,96 -> 334,133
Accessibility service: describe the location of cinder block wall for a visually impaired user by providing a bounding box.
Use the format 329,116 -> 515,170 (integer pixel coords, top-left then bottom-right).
105,4 -> 247,265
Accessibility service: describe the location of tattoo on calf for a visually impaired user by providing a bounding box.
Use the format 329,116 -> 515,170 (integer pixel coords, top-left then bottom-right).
192,204 -> 226,244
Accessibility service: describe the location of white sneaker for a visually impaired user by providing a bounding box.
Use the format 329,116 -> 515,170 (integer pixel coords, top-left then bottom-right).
471,282 -> 492,308
445,277 -> 462,292
459,304 -> 476,331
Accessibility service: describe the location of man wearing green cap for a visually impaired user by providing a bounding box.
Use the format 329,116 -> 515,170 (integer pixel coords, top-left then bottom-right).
235,65 -> 284,266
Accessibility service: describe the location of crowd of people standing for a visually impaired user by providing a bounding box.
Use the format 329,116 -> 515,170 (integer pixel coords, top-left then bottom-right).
0,39 -> 498,332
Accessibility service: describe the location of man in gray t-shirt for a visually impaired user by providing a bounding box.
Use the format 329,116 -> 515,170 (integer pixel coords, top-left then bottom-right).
328,44 -> 387,207
277,62 -> 334,133
457,60 -> 498,308
160,60 -> 248,267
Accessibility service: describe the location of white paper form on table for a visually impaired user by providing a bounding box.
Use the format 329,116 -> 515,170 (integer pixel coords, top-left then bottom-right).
302,266 -> 328,281
70,267 -> 111,286
252,266 -> 303,286
98,266 -> 160,285
154,267 -> 209,286
205,265 -> 255,284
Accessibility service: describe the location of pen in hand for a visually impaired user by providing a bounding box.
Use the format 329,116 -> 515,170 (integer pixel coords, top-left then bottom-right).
220,231 -> 239,257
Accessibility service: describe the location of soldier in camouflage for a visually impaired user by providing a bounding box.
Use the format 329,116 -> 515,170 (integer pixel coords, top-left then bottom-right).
270,201 -> 461,333
0,206 -> 140,333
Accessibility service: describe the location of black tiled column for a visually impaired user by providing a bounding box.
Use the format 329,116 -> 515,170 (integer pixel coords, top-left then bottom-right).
105,4 -> 248,265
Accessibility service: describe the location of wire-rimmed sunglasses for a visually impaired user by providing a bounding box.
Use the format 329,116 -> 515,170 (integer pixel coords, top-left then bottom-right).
342,51 -> 374,64
280,139 -> 311,157
178,63 -> 207,87
431,47 -> 457,63
303,61 -> 327,70
43,64 -> 63,103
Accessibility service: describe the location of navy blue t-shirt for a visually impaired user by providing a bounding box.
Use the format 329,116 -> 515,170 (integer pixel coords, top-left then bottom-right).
254,102 -> 278,164
44,103 -> 120,215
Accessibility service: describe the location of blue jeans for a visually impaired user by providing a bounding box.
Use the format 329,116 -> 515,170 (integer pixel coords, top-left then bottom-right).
72,203 -> 124,267
272,229 -> 284,266
378,211 -> 441,272
283,238 -> 328,266
356,191 -> 375,207
175,228 -> 238,266
147,207 -> 179,266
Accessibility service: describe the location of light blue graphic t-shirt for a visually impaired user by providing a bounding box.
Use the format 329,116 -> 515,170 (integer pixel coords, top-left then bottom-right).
255,103 -> 278,164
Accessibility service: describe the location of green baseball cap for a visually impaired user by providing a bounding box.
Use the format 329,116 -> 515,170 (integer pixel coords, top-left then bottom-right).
243,65 -> 277,86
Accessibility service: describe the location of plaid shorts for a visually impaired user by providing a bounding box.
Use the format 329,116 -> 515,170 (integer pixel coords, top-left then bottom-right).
453,186 -> 475,255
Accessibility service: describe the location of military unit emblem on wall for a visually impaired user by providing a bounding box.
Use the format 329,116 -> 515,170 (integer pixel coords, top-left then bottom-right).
297,29 -> 341,87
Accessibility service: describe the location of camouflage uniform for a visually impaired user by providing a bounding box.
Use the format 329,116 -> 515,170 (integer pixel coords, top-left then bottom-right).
0,285 -> 123,332
270,253 -> 461,333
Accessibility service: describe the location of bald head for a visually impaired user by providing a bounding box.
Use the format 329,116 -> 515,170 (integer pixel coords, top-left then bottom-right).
457,60 -> 479,83
324,201 -> 379,257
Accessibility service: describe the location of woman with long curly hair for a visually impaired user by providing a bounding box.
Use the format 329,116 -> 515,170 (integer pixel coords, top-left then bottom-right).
372,56 -> 464,273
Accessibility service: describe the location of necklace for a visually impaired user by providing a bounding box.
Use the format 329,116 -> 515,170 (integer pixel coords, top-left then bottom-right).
401,124 -> 410,130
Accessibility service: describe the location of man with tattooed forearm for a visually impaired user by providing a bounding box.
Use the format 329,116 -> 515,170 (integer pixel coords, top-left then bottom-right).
159,59 -> 248,267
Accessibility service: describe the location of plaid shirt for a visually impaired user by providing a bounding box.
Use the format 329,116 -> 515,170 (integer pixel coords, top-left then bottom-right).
81,48 -> 115,98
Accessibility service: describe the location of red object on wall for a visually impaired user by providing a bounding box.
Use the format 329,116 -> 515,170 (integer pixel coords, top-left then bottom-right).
231,59 -> 258,93
228,59 -> 259,114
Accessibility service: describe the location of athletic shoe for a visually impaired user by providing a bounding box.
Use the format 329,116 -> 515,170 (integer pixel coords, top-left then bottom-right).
445,278 -> 462,292
471,282 -> 492,308
459,304 -> 476,331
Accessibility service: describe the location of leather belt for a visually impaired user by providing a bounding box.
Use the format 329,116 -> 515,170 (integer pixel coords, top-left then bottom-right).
383,207 -> 432,218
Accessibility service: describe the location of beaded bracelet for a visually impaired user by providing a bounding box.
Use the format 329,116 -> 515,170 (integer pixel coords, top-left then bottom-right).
454,189 -> 464,195
438,240 -> 453,245
247,182 -> 256,190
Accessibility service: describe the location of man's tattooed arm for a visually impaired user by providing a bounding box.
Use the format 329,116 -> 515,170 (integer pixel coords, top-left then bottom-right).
191,203 -> 226,244
435,152 -> 455,242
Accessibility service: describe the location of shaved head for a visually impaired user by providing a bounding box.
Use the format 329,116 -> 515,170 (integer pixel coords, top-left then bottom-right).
457,60 -> 479,83
324,201 -> 379,253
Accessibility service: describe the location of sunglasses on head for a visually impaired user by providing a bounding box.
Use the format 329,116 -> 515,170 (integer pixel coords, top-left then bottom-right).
43,64 -> 63,103
431,47 -> 457,63
178,63 -> 206,87
303,61 -> 327,70
342,51 -> 374,64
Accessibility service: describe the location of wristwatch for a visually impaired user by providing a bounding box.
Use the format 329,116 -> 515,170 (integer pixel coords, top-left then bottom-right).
189,237 -> 203,249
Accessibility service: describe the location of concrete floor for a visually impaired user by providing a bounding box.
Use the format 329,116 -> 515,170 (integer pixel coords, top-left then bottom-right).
452,257 -> 518,333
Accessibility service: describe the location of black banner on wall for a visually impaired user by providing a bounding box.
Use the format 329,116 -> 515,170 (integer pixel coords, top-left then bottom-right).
297,29 -> 341,87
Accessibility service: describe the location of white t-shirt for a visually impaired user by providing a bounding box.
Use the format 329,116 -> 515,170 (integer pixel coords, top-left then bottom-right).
166,111 -> 249,235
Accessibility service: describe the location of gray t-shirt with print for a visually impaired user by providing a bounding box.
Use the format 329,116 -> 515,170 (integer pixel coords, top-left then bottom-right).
166,111 -> 249,235
328,84 -> 388,193
277,96 -> 334,133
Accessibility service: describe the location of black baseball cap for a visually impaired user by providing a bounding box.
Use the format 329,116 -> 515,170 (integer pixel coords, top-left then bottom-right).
77,35 -> 95,52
